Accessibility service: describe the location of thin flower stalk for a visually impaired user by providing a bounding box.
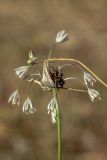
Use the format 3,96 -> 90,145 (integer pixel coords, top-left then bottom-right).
67,87 -> 87,92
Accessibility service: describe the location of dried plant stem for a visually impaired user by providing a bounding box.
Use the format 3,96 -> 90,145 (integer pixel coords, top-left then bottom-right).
46,58 -> 107,88
52,88 -> 62,160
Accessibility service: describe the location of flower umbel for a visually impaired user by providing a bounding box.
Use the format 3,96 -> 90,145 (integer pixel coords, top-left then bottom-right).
88,88 -> 101,102
15,66 -> 29,79
56,30 -> 69,44
8,89 -> 20,105
8,30 -> 107,160
47,97 -> 58,123
22,97 -> 36,114
8,31 -> 107,117
84,72 -> 96,86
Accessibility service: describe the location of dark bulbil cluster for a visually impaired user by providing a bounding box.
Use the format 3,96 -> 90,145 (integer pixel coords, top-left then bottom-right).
49,65 -> 65,88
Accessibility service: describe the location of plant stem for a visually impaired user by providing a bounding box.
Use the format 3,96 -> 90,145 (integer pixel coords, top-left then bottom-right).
52,88 -> 62,160
57,109 -> 61,160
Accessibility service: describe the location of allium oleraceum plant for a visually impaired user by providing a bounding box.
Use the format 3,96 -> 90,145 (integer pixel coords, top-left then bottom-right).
8,30 -> 107,160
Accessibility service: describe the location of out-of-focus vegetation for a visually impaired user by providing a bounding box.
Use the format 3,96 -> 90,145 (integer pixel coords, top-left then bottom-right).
0,0 -> 107,160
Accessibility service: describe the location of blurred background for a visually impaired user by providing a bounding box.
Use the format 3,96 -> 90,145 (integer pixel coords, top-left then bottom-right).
0,0 -> 107,160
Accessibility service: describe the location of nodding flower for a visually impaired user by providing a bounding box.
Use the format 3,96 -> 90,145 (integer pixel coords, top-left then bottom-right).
56,30 -> 69,44
22,97 -> 36,114
47,97 -> 58,123
8,89 -> 20,105
84,72 -> 96,87
88,88 -> 101,102
15,66 -> 30,79
27,50 -> 38,65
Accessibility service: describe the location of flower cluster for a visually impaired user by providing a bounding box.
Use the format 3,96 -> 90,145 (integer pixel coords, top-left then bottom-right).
8,29 -> 103,123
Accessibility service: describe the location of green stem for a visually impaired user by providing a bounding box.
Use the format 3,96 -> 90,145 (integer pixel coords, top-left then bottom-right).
52,88 -> 62,160
57,109 -> 61,160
